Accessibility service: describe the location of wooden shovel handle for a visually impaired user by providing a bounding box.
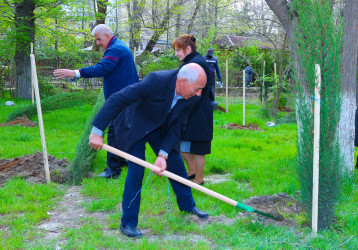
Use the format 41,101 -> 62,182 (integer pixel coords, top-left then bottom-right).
102,144 -> 238,207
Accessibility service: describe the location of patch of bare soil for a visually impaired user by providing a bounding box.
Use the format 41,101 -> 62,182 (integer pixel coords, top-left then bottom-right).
0,115 -> 37,127
221,123 -> 262,131
36,186 -> 114,248
203,174 -> 300,226
244,193 -> 301,227
215,105 -> 226,112
204,173 -> 232,184
0,151 -> 70,186
278,107 -> 294,113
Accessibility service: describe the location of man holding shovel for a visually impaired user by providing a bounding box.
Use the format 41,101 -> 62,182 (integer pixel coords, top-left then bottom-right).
89,63 -> 209,238
54,24 -> 138,179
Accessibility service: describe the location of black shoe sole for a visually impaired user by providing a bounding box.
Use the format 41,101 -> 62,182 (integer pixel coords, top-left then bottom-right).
120,225 -> 142,238
188,174 -> 195,180
191,212 -> 209,219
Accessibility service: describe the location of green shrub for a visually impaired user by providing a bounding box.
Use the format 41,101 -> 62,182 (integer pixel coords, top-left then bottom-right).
140,50 -> 180,77
7,91 -> 98,121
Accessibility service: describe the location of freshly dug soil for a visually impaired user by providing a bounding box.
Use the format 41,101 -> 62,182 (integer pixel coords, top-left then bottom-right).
0,115 -> 37,127
244,193 -> 301,227
215,105 -> 226,112
0,151 -> 70,186
221,123 -> 262,131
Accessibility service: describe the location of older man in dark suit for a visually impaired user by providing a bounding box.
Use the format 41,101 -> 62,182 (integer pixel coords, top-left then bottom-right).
89,63 -> 209,238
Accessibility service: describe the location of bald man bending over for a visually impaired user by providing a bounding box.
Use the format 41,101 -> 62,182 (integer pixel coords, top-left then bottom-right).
89,63 -> 209,238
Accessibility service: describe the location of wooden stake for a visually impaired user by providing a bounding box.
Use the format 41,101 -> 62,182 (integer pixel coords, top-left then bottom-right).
243,69 -> 245,126
30,48 -> 50,184
31,43 -> 34,104
312,64 -> 321,234
133,47 -> 136,64
225,58 -> 228,113
262,61 -> 266,102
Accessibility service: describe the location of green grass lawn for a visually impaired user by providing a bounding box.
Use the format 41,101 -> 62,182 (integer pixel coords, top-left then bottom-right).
0,93 -> 357,249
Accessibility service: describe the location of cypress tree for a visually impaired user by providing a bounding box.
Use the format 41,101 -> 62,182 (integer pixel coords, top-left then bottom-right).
70,89 -> 105,185
292,0 -> 343,230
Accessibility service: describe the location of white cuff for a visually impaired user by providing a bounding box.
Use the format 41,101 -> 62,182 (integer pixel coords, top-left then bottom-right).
75,70 -> 81,78
158,150 -> 168,158
91,126 -> 103,137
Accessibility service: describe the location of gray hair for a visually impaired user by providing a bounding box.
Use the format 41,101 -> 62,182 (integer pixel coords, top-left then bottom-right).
178,64 -> 199,84
92,24 -> 113,36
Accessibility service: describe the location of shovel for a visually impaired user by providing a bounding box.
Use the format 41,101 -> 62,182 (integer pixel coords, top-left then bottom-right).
102,144 -> 283,221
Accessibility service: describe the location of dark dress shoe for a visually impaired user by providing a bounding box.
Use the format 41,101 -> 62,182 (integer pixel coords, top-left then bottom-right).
211,101 -> 219,110
97,167 -> 121,179
120,224 -> 142,238
193,180 -> 204,185
188,174 -> 196,180
190,207 -> 209,219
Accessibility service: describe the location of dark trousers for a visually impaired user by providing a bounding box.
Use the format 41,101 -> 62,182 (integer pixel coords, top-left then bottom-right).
121,129 -> 196,227
208,77 -> 215,102
107,121 -> 127,172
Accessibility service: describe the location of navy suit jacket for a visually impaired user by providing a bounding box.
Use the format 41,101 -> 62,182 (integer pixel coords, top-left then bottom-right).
92,69 -> 201,154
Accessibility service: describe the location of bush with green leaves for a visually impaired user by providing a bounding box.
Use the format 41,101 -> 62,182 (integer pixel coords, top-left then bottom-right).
139,50 -> 180,77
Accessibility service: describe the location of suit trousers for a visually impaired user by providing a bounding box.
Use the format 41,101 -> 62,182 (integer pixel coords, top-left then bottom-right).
121,128 -> 196,227
107,120 -> 128,172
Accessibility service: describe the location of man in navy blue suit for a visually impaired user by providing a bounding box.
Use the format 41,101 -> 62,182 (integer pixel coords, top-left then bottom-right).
89,63 -> 209,238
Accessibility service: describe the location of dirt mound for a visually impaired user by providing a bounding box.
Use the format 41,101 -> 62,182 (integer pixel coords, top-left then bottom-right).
221,123 -> 262,131
0,115 -> 37,127
0,151 -> 71,186
215,105 -> 226,112
244,193 -> 301,226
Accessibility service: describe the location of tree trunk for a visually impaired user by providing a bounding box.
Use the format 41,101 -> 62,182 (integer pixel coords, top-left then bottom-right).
127,0 -> 145,50
143,0 -> 174,54
92,0 -> 109,51
187,0 -> 202,34
339,0 -> 358,174
265,0 -> 312,135
15,0 -> 36,100
265,0 -> 358,175
175,0 -> 184,37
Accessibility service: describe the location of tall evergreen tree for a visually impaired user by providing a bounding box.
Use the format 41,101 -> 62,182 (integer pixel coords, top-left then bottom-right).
292,0 -> 343,230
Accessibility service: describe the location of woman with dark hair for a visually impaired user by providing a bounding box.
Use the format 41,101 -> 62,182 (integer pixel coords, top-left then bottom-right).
172,34 -> 212,185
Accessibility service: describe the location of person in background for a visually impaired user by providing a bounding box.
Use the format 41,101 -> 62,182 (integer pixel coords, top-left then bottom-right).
53,24 -> 138,179
244,66 -> 253,88
88,63 -> 209,238
172,34 -> 212,186
204,48 -> 222,107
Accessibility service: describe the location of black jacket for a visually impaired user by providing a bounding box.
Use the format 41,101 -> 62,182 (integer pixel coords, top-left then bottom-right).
180,52 -> 213,142
92,69 -> 200,154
